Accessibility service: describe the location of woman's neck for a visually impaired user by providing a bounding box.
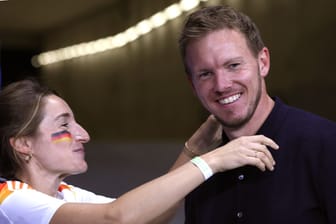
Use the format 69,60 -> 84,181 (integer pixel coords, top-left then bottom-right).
15,170 -> 63,197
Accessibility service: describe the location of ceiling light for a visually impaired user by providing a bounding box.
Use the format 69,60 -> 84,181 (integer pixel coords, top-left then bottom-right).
32,0 -> 206,67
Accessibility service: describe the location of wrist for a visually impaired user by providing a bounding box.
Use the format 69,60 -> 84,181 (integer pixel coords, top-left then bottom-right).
183,141 -> 212,158
183,142 -> 200,158
190,156 -> 214,180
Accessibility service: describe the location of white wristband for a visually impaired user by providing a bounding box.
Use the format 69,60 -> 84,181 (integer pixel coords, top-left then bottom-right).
191,156 -> 213,180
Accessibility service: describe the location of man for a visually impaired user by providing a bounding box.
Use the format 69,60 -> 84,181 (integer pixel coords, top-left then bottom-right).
178,5 -> 336,223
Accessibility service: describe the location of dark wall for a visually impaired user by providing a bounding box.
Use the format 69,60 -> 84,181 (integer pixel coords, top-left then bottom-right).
250,0 -> 336,120
0,48 -> 40,87
35,0 -> 336,142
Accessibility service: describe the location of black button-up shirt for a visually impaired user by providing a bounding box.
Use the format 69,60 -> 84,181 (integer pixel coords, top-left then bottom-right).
185,98 -> 336,223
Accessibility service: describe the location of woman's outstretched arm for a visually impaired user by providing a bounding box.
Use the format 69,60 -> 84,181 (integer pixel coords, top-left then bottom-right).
51,134 -> 278,224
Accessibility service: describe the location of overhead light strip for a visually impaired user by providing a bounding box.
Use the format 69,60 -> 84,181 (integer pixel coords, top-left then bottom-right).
32,0 -> 207,67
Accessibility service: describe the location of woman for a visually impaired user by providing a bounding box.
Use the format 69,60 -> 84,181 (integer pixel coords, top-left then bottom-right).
0,79 -> 278,224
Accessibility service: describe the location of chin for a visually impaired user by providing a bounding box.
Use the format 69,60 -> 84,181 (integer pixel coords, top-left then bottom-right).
79,165 -> 88,173
72,163 -> 88,175
216,115 -> 250,128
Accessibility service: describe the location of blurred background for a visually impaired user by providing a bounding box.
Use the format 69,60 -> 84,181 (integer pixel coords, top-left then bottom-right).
1,0 -> 335,222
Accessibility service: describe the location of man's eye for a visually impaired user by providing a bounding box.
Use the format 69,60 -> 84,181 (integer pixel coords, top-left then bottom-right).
229,63 -> 240,69
198,71 -> 212,79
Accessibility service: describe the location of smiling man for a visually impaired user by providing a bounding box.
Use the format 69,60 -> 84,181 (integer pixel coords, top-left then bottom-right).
178,5 -> 336,224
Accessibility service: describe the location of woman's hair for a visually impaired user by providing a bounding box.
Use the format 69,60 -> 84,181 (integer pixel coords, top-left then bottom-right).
179,5 -> 265,74
0,79 -> 55,178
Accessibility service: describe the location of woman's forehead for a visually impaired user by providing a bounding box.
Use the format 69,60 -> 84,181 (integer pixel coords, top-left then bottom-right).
41,95 -> 74,121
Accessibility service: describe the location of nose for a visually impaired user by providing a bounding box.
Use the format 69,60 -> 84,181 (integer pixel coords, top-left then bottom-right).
73,123 -> 90,143
213,72 -> 233,93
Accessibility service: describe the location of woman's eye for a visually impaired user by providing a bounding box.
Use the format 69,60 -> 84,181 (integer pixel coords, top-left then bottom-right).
61,123 -> 69,128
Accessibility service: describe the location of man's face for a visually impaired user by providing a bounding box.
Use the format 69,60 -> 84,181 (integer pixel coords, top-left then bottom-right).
185,29 -> 268,128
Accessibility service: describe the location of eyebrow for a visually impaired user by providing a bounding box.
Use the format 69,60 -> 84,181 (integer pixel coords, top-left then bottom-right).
195,57 -> 245,72
54,113 -> 71,122
223,57 -> 244,65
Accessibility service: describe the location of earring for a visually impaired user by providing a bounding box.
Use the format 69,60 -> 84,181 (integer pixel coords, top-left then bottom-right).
24,153 -> 32,163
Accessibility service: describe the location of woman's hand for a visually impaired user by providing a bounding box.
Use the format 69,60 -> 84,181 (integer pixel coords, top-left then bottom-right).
202,135 -> 279,173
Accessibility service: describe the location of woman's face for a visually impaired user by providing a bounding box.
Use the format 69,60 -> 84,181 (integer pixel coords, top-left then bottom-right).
29,94 -> 90,178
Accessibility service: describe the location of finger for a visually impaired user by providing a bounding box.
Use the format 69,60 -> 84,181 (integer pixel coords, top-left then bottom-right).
257,135 -> 279,150
245,147 -> 274,171
243,140 -> 275,165
238,149 -> 265,171
255,151 -> 275,171
253,144 -> 276,165
246,156 -> 267,171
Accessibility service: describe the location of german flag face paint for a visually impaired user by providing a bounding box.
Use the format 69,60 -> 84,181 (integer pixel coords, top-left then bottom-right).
51,130 -> 72,143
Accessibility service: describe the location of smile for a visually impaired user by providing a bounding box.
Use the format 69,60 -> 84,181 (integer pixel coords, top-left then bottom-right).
218,93 -> 241,105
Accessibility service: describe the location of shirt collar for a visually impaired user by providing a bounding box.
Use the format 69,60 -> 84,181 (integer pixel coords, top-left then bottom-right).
221,97 -> 288,142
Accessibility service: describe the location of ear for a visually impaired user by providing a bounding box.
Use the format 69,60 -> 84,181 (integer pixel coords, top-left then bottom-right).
258,47 -> 270,78
9,137 -> 32,155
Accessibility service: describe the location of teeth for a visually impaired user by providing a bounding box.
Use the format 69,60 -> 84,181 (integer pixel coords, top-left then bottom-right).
219,94 -> 241,105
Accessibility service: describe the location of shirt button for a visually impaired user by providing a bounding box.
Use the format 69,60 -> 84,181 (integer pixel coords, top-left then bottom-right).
237,211 -> 243,218
238,174 -> 244,180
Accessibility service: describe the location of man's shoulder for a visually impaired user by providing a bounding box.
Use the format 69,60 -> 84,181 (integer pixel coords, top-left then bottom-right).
276,98 -> 336,126
287,104 -> 336,127
274,98 -> 336,138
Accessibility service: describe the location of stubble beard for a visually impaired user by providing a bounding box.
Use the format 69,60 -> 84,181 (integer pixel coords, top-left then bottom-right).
215,73 -> 262,129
